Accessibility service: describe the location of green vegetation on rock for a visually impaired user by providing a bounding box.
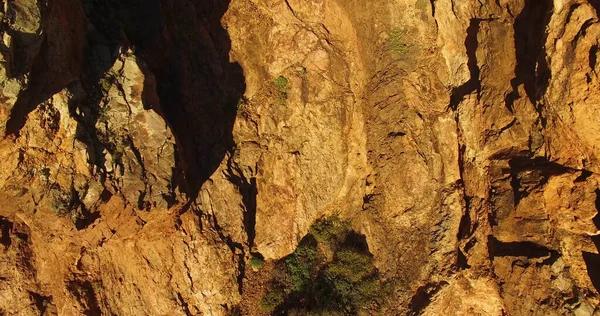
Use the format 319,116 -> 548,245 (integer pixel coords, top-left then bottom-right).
274,76 -> 288,103
260,215 -> 389,315
249,255 -> 265,269
260,287 -> 286,312
309,215 -> 349,243
387,28 -> 412,57
285,240 -> 318,292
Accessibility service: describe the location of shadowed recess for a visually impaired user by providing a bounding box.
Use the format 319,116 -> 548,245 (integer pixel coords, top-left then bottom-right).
505,0 -> 553,112
508,157 -> 572,206
449,18 -> 482,110
67,280 -> 102,315
135,0 -> 246,199
0,216 -> 13,249
583,190 -> 600,292
77,0 -> 245,202
408,281 -> 448,316
7,0 -> 245,207
490,237 -> 558,260
5,0 -> 86,136
588,0 -> 600,16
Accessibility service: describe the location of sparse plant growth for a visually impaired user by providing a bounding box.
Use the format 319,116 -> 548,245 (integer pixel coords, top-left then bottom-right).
91,280 -> 104,296
96,104 -> 110,124
99,70 -> 120,93
249,255 -> 265,269
260,287 -> 286,312
39,102 -> 60,133
274,76 -> 288,103
387,28 -> 412,57
260,215 -> 388,314
124,46 -> 135,57
237,98 -> 250,117
310,214 -> 349,243
100,77 -> 112,92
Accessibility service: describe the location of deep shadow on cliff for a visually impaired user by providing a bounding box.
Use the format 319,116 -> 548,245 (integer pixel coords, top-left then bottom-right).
7,0 -> 245,204
4,0 -> 86,136
79,0 -> 245,201
132,0 -> 246,199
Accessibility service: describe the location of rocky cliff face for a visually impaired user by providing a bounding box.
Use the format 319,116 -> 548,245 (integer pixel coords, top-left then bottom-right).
1,0 -> 600,315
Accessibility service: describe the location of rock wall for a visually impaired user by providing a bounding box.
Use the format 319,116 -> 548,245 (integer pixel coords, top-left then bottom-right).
1,0 -> 600,315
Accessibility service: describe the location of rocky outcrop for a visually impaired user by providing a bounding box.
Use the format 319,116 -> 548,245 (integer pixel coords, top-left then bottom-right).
1,0 -> 600,315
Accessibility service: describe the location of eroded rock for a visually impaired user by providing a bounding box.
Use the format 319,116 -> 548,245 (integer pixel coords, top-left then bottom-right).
1,0 -> 600,315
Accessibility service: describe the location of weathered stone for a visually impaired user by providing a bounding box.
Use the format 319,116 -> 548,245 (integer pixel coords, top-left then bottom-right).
1,0 -> 600,314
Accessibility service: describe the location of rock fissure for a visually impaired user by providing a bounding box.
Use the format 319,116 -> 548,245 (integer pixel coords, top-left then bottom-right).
449,18 -> 486,110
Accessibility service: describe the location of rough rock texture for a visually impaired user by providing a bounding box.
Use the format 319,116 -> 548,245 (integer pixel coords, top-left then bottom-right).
1,0 -> 600,315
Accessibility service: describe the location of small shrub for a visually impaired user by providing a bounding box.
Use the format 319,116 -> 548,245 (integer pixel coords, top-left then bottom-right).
249,255 -> 264,269
310,215 -> 349,243
274,76 -> 288,103
260,287 -> 286,313
99,69 -> 121,93
274,76 -> 288,91
326,249 -> 376,283
231,145 -> 241,162
96,105 -> 110,123
260,215 -> 389,314
39,167 -> 51,182
323,249 -> 379,308
285,241 -> 318,292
